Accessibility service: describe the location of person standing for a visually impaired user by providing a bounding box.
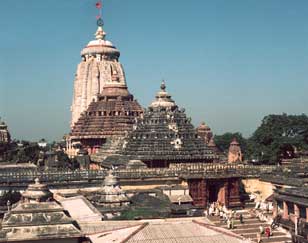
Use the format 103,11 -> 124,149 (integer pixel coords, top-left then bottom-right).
239,213 -> 244,224
257,232 -> 262,243
265,227 -> 270,239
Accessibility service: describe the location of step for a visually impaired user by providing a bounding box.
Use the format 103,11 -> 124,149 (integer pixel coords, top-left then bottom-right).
250,236 -> 291,243
242,232 -> 286,239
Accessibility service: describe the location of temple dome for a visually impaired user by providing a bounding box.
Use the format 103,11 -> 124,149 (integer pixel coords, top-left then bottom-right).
22,178 -> 53,202
198,122 -> 210,131
103,171 -> 118,187
150,81 -> 177,109
81,26 -> 120,59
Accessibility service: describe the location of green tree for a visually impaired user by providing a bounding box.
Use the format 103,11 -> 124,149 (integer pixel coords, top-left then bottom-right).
248,114 -> 308,164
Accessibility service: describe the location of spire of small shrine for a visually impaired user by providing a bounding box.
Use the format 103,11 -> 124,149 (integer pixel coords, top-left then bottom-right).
150,80 -> 177,109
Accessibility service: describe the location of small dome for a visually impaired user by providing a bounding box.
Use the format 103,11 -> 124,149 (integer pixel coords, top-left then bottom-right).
103,171 -> 118,187
150,80 -> 177,109
230,138 -> 240,145
22,178 -> 53,202
81,26 -> 120,59
198,122 -> 210,131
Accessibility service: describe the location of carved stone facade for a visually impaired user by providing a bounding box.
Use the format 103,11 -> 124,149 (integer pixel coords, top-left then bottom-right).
100,81 -> 217,168
68,22 -> 143,156
0,179 -> 81,242
188,178 -> 242,208
82,170 -> 130,218
228,138 -> 243,163
71,25 -> 126,127
197,122 -> 213,145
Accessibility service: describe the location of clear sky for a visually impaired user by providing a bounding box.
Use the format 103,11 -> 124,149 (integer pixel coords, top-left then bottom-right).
1,0 -> 308,142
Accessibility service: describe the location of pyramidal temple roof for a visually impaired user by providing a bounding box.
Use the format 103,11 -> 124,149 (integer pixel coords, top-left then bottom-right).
0,179 -> 82,242
103,81 -> 217,167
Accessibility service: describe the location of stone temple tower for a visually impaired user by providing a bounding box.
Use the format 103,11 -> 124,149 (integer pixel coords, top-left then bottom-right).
68,15 -> 143,157
70,20 -> 127,128
228,138 -> 243,163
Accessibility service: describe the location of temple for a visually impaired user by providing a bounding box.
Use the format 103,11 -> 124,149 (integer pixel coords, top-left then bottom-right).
0,119 -> 11,161
81,170 -> 130,218
68,17 -> 143,156
0,119 -> 10,145
98,81 -> 217,168
0,178 -> 82,243
228,138 -> 243,163
197,122 -> 213,145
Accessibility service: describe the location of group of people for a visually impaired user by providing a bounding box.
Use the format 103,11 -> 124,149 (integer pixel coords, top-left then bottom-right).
254,200 -> 274,243
205,202 -> 244,229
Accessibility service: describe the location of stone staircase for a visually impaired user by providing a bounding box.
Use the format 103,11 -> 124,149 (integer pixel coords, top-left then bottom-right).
208,210 -> 291,243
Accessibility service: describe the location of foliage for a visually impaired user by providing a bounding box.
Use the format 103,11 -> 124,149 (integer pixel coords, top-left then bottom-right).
0,191 -> 21,206
115,193 -> 171,220
215,114 -> 308,164
248,114 -> 308,164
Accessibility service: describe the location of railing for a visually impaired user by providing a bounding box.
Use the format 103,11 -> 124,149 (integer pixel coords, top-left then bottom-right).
0,164 -> 277,185
0,169 -> 106,184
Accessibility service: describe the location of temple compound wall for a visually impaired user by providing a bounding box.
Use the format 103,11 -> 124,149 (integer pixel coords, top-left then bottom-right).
242,178 -> 274,201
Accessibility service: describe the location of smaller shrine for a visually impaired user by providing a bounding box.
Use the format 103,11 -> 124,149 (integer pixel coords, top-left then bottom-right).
0,119 -> 10,144
0,119 -> 11,161
0,178 -> 82,243
197,122 -> 213,145
228,138 -> 243,163
81,170 -> 130,218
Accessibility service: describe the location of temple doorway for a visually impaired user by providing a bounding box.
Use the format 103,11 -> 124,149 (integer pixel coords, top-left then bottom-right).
208,180 -> 226,205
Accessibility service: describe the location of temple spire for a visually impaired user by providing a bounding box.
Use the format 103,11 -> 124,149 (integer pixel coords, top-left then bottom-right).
95,0 -> 106,40
95,26 -> 106,40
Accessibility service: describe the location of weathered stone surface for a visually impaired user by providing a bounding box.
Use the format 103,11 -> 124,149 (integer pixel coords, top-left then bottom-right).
68,23 -> 143,155
228,138 -> 242,163
0,179 -> 82,242
197,122 -> 213,145
102,81 -> 217,168
0,119 -> 10,144
71,25 -> 126,127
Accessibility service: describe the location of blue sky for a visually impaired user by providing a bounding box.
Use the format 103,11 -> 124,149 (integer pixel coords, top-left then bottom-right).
0,0 -> 308,141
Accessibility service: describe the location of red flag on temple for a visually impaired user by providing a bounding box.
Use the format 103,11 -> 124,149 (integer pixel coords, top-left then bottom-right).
96,1 -> 102,9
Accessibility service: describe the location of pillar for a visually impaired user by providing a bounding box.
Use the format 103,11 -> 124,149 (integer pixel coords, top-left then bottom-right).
227,178 -> 242,208
283,201 -> 289,219
224,181 -> 229,208
188,179 -> 207,208
294,204 -> 300,218
273,200 -> 278,218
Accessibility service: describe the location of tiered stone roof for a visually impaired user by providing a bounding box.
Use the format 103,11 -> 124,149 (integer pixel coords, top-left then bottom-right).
70,89 -> 142,139
0,179 -> 82,242
103,81 -> 217,167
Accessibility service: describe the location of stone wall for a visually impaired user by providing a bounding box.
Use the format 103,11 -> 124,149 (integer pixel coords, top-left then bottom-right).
242,178 -> 275,201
